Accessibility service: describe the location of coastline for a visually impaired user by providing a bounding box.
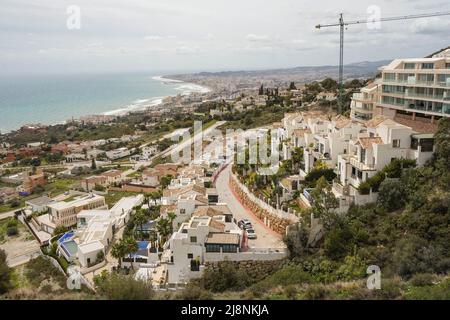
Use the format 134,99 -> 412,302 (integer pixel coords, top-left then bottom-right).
99,76 -> 211,117
0,75 -> 211,135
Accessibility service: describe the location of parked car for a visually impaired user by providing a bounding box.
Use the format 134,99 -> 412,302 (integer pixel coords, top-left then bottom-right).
246,228 -> 257,239
238,219 -> 253,230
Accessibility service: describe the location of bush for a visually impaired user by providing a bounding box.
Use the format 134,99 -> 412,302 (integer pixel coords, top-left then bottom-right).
201,260 -> 250,292
95,272 -> 153,300
377,179 -> 407,211
305,168 -> 336,185
177,282 -> 213,300
284,285 -> 298,300
6,226 -> 18,237
304,285 -> 328,300
0,249 -> 12,294
409,273 -> 436,287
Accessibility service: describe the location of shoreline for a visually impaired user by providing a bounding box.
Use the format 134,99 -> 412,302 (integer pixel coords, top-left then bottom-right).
0,75 -> 212,135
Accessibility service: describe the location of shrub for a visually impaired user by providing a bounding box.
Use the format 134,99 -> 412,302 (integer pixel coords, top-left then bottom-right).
284,285 -> 298,300
6,226 -> 18,237
377,179 -> 407,211
177,282 -> 213,300
95,272 -> 153,300
201,260 -> 250,292
409,273 -> 436,287
304,285 -> 328,300
305,168 -> 336,185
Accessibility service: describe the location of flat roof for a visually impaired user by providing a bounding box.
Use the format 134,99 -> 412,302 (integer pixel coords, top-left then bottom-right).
26,196 -> 53,206
205,233 -> 240,245
77,240 -> 104,254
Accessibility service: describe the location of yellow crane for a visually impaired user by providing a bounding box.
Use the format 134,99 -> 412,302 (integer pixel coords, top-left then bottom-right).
316,11 -> 450,113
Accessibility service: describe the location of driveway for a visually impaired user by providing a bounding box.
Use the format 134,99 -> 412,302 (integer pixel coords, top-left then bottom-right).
215,165 -> 286,250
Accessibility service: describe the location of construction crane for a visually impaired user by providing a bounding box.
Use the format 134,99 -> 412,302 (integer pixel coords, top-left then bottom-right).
316,11 -> 450,114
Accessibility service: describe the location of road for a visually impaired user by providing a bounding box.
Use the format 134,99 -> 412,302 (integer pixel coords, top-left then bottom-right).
215,164 -> 286,250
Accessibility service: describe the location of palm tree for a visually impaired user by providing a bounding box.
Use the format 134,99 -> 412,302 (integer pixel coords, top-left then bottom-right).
167,212 -> 176,232
111,241 -> 126,269
156,218 -> 172,244
123,237 -> 138,270
134,210 -> 148,240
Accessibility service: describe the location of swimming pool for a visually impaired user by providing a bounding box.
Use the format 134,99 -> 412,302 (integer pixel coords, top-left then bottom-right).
60,240 -> 78,259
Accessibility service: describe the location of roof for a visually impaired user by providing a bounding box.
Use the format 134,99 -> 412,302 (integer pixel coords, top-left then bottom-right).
26,196 -> 53,207
292,128 -> 311,137
77,240 -> 104,254
412,133 -> 434,139
193,205 -> 231,218
102,169 -> 122,177
209,219 -> 226,232
365,115 -> 389,128
333,115 -> 351,129
357,137 -> 384,149
205,233 -> 240,245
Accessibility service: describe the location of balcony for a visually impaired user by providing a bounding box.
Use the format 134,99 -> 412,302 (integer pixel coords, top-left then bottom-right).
332,181 -> 349,196
349,156 -> 375,171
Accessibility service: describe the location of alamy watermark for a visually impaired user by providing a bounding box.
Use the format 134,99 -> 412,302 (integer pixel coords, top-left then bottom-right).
169,121 -> 280,175
66,5 -> 81,30
366,265 -> 381,290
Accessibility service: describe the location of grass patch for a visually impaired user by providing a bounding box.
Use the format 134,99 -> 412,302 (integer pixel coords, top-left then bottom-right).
104,191 -> 136,207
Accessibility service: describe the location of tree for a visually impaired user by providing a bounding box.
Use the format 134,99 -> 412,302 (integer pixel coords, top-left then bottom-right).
283,223 -> 309,258
320,78 -> 338,91
122,237 -> 138,270
310,176 -> 339,230
258,84 -> 264,95
289,82 -> 297,91
133,210 -> 148,240
156,218 -> 172,243
111,241 -> 126,269
91,157 -> 97,170
0,249 -> 12,294
377,179 -> 407,211
160,174 -> 173,189
434,118 -> 450,170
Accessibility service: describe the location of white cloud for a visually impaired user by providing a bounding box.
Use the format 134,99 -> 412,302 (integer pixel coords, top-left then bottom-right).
245,34 -> 270,42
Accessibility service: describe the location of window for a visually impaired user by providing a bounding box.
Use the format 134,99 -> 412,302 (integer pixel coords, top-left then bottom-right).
180,209 -> 186,214
393,139 -> 401,148
190,236 -> 197,243
187,253 -> 193,259
421,63 -> 434,69
404,63 -> 416,69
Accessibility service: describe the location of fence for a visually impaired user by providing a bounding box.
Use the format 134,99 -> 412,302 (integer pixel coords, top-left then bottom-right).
230,172 -> 298,223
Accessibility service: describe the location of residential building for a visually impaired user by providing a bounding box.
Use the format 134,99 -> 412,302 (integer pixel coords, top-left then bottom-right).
350,50 -> 450,125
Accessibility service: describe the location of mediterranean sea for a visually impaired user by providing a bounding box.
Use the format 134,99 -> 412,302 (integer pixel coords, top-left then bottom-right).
0,72 -> 208,133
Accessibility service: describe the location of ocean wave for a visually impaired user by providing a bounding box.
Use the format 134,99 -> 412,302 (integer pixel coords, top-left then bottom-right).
102,97 -> 163,116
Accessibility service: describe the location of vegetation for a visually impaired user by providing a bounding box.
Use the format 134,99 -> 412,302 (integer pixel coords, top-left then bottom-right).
94,271 -> 153,300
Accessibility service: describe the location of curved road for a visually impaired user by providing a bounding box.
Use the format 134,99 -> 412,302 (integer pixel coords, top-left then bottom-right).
215,164 -> 285,250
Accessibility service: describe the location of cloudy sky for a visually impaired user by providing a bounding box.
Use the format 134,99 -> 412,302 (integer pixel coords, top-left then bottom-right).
1,0 -> 449,75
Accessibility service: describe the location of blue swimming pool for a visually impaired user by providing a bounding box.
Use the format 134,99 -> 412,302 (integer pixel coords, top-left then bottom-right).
60,240 -> 78,258
57,231 -> 74,245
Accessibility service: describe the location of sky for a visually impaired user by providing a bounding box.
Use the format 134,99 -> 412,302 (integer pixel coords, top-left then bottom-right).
0,0 -> 449,75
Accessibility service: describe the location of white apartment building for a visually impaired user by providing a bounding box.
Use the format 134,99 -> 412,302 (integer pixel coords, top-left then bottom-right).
46,194 -> 107,228
163,213 -> 242,284
334,119 -> 434,204
351,49 -> 450,124
106,147 -> 132,160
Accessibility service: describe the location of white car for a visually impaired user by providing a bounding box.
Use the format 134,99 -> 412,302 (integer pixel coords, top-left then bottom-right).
246,228 -> 257,239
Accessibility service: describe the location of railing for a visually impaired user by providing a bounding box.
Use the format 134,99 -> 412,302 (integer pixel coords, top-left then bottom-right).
332,181 -> 349,196
230,172 -> 298,223
349,157 -> 375,171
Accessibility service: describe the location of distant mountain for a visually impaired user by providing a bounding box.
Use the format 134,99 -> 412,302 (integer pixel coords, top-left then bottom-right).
169,60 -> 392,87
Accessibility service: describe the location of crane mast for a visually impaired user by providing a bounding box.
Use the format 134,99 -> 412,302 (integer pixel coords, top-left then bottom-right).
315,11 -> 450,114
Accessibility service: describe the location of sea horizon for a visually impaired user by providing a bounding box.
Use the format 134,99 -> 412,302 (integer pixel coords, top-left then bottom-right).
0,72 -> 209,134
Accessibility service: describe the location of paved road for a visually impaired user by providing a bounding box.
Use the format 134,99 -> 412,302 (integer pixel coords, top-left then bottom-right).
215,164 -> 286,250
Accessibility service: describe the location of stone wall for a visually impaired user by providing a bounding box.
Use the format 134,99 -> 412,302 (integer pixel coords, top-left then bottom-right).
229,176 -> 293,235
204,259 -> 285,282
